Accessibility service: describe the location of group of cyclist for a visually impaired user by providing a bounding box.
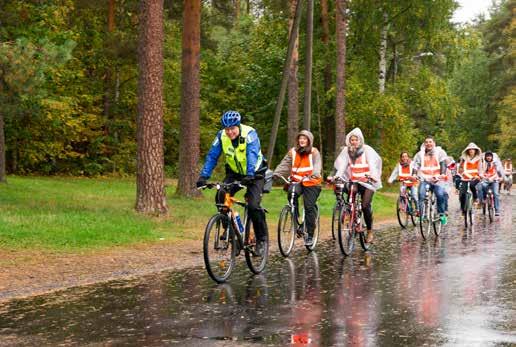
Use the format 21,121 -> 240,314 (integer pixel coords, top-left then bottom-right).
197,110 -> 512,257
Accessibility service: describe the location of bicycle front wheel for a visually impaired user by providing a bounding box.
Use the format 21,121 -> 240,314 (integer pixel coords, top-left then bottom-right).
487,196 -> 494,223
337,206 -> 354,256
331,205 -> 339,240
305,205 -> 320,252
397,196 -> 409,228
358,214 -> 371,251
409,198 -> 417,227
277,205 -> 295,257
419,201 -> 431,240
203,214 -> 236,283
245,215 -> 268,274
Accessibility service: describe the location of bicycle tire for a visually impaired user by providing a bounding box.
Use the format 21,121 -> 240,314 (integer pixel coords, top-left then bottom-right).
331,205 -> 339,240
409,198 -> 417,227
358,213 -> 371,251
487,194 -> 494,223
277,205 -> 295,257
419,200 -> 431,240
337,206 -> 354,256
245,213 -> 268,274
464,194 -> 472,228
397,196 -> 409,228
305,205 -> 320,252
203,214 -> 236,283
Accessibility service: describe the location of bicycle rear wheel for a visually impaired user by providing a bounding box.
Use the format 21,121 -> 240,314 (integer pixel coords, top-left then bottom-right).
396,196 -> 409,228
245,215 -> 268,274
203,214 -> 235,283
337,206 -> 355,256
305,205 -> 320,252
277,205 -> 295,257
358,214 -> 371,251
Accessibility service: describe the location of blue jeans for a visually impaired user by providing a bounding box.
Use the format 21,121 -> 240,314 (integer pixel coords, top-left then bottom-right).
478,181 -> 500,213
400,185 -> 418,212
418,181 -> 447,215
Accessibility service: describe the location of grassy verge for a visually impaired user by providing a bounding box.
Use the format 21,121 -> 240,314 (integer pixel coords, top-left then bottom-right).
0,176 -> 397,251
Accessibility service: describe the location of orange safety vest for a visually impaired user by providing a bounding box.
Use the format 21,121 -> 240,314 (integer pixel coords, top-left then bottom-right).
291,148 -> 322,186
484,163 -> 497,179
462,158 -> 480,179
504,163 -> 512,175
420,155 -> 440,180
398,163 -> 416,187
350,153 -> 371,181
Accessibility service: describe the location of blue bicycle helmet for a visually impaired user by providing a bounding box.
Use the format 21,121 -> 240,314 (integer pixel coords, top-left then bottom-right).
221,110 -> 241,128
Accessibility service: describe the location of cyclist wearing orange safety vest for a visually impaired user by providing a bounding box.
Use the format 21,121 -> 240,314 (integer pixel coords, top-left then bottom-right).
413,136 -> 449,225
458,142 -> 483,212
388,151 -> 418,211
333,128 -> 382,243
478,151 -> 503,215
273,130 -> 322,245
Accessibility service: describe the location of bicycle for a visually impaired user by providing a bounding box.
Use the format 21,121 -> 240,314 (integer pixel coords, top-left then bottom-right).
334,177 -> 372,256
459,179 -> 475,228
200,181 -> 268,283
330,176 -> 348,240
396,180 -> 418,228
481,180 -> 495,223
276,175 -> 320,257
419,179 -> 443,240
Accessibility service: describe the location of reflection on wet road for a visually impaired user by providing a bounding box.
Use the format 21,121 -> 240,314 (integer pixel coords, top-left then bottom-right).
0,195 -> 515,346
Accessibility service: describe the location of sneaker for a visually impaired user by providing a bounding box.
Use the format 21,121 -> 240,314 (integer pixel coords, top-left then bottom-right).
415,210 -> 420,217
440,214 -> 448,225
366,230 -> 374,243
305,234 -> 314,246
495,212 -> 500,216
474,200 -> 481,209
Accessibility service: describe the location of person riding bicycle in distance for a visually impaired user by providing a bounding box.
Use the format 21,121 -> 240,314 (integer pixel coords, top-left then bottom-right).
413,136 -> 449,225
478,151 -> 503,216
196,110 -> 268,255
273,130 -> 323,246
388,151 -> 418,214
458,142 -> 483,211
332,127 -> 382,243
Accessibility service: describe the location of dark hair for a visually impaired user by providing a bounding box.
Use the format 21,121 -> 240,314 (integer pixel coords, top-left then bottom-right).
399,151 -> 410,159
424,135 -> 434,141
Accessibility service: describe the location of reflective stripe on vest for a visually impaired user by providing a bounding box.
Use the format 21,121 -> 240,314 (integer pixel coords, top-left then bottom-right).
421,155 -> 440,179
221,124 -> 263,175
462,158 -> 480,179
398,163 -> 415,187
350,153 -> 370,181
484,164 -> 497,179
290,148 -> 322,186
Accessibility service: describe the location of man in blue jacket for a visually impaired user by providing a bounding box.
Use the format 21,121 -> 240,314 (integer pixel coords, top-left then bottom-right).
197,111 -> 268,254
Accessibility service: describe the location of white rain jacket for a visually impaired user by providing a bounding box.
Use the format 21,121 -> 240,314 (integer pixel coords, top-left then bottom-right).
413,142 -> 448,186
334,128 -> 383,191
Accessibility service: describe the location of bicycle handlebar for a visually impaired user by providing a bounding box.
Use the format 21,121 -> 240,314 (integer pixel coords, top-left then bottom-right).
197,181 -> 246,190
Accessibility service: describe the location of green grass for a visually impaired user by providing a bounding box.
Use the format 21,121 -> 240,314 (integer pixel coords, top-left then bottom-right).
0,176 -> 397,251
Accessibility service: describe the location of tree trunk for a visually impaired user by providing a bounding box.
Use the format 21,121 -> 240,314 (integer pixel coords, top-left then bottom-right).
136,0 -> 168,215
335,0 -> 347,153
287,0 -> 299,148
303,0 -> 314,130
234,0 -> 240,22
0,110 -> 6,183
378,11 -> 388,94
320,0 -> 334,158
104,0 -> 116,120
177,0 -> 201,197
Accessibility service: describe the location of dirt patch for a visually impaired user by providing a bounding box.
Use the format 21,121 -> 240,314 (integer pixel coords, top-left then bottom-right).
0,218 -> 397,303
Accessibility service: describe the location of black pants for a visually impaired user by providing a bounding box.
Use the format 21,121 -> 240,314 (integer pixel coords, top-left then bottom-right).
216,171 -> 268,242
288,184 -> 321,236
355,184 -> 374,231
459,179 -> 480,212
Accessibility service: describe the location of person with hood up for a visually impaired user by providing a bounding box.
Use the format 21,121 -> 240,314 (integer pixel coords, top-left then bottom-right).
388,151 -> 418,213
332,128 -> 382,243
273,130 -> 322,246
412,136 -> 449,225
458,142 -> 483,212
502,158 -> 512,194
478,151 -> 503,216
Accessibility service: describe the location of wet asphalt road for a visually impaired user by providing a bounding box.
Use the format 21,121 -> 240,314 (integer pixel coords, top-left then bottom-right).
0,195 -> 514,346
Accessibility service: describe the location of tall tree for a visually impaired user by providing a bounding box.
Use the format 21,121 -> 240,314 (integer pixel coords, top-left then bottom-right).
287,0 -> 299,148
136,0 -> 168,214
303,0 -> 314,130
378,11 -> 388,93
335,0 -> 347,152
177,0 -> 201,197
0,111 -> 5,182
320,0 -> 334,157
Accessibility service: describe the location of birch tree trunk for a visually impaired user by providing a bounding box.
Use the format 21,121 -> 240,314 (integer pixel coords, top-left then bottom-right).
335,0 -> 348,153
378,11 -> 388,94
287,0 -> 299,148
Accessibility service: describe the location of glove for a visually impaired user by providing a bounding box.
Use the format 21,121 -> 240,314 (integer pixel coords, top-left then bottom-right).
241,175 -> 254,185
196,177 -> 207,188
